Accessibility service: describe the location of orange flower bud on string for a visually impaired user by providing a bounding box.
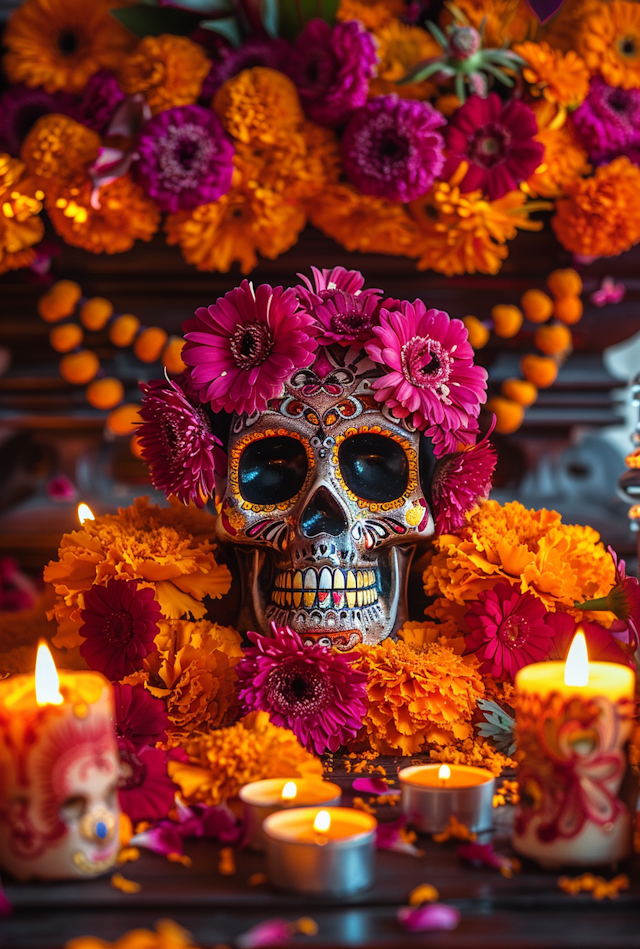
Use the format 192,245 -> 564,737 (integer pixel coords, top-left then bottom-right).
491,304 -> 523,339
534,323 -> 572,356
547,268 -> 582,299
86,378 -> 124,410
129,434 -> 145,459
110,314 -> 140,347
134,327 -> 168,363
106,403 -> 141,436
59,350 -> 100,385
80,297 -> 113,331
38,280 -> 82,323
49,323 -> 83,353
553,295 -> 583,325
487,397 -> 525,434
462,316 -> 489,349
521,288 -> 553,323
520,354 -> 558,388
501,378 -> 538,406
161,336 -> 187,374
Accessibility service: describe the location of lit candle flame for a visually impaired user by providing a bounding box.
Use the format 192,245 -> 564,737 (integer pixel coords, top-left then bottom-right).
313,810 -> 331,834
77,503 -> 95,525
281,781 -> 297,802
564,630 -> 589,687
438,764 -> 451,783
35,642 -> 63,706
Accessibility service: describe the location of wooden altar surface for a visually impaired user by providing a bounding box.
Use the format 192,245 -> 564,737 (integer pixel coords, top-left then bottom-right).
2,756 -> 640,949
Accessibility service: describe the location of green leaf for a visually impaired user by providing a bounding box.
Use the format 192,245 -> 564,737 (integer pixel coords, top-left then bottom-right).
278,0 -> 340,41
200,16 -> 243,46
111,4 -> 202,37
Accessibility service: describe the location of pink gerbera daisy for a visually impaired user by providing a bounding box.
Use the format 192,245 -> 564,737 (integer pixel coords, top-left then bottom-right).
464,583 -> 555,680
117,739 -> 178,823
79,579 -> 160,681
442,94 -> 544,200
137,374 -> 225,509
296,266 -> 383,345
236,623 -> 368,755
364,299 -> 487,454
182,281 -> 318,416
112,681 -> 169,749
431,419 -> 497,534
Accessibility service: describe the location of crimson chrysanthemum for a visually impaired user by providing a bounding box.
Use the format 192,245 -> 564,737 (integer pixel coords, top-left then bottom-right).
236,623 -> 368,754
117,738 -> 178,823
182,281 -> 318,416
431,421 -> 497,534
79,578 -> 160,681
137,374 -> 225,508
442,94 -> 544,200
112,681 -> 169,749
464,582 -> 555,680
364,299 -> 488,455
296,265 -> 382,345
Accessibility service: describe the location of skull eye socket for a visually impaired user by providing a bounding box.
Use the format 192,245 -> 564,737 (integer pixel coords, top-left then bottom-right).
59,794 -> 88,823
239,435 -> 309,505
338,433 -> 409,503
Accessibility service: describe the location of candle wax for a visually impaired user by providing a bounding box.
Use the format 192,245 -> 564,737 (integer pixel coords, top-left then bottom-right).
401,764 -> 493,789
265,807 -> 376,844
515,660 -> 634,701
240,778 -> 341,807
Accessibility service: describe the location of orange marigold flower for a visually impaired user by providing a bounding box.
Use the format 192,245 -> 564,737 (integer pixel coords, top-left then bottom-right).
547,267 -> 582,299
214,67 -> 304,145
440,0 -> 536,47
21,114 -> 100,186
486,396 -> 525,434
46,174 -> 160,255
310,182 -> 420,256
552,156 -> 640,257
524,122 -> 589,200
146,619 -> 243,737
463,315 -> 490,349
520,353 -> 558,388
43,496 -> 232,650
66,920 -> 197,949
575,0 -> 640,90
353,639 -> 484,756
534,323 -> 572,356
168,711 -> 322,806
398,618 -> 466,654
424,499 -> 616,617
336,0 -> 403,29
501,378 -> 538,406
514,41 -> 590,108
409,171 -> 549,276
119,34 -> 209,115
3,0 -> 134,94
0,153 -> 44,275
369,21 -> 440,100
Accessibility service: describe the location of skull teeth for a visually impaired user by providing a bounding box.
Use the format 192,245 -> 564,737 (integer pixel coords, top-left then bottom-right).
272,569 -> 378,610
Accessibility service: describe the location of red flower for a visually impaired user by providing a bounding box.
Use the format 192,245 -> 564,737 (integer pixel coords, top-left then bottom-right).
117,738 -> 178,823
431,420 -> 497,534
113,681 -> 168,749
574,546 -> 640,654
464,583 -> 555,680
545,612 -> 633,667
442,94 -> 544,199
79,579 -> 160,681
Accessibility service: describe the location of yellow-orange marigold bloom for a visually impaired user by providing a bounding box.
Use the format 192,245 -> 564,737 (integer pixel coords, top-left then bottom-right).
535,323 -> 572,356
520,353 -> 558,388
21,113 -> 100,186
502,378 -> 537,406
352,639 -> 484,756
146,619 -> 243,737
119,34 -> 209,115
521,288 -> 553,323
134,327 -> 168,364
575,1 -> 640,90
38,279 -> 81,322
410,174 -> 548,276
398,619 -> 466,654
491,304 -> 523,338
3,0 -> 134,94
440,0 -> 536,47
337,0 -> 403,29
514,41 -> 590,108
44,496 -> 232,650
59,349 -> 99,385
0,154 -> 44,275
162,337 -> 187,375
487,396 -> 525,434
463,315 -> 490,349
547,268 -> 582,299
50,323 -> 83,353
110,314 -> 140,347
369,21 -> 440,100
310,182 -> 420,256
554,295 -> 583,325
525,122 -> 590,200
80,297 -> 113,331
168,711 -> 322,806
66,919 -> 198,949
552,156 -> 640,257
423,499 -> 616,616
85,377 -> 124,411
214,67 -> 304,145
106,403 -> 140,436
46,174 -> 160,255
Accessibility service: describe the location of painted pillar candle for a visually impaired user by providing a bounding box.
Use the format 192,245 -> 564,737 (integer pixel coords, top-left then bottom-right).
240,777 -> 342,851
0,643 -> 121,881
513,632 -> 636,868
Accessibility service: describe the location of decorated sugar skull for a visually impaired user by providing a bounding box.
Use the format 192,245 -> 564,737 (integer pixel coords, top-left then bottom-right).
139,267 -> 495,649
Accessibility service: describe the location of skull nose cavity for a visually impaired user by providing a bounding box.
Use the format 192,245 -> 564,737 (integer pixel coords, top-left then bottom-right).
300,486 -> 348,538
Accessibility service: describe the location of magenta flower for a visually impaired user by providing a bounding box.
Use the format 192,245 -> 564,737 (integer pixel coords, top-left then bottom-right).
546,612 -> 633,667
0,84 -> 77,156
138,374 -> 225,509
236,622 -> 368,755
135,105 -> 234,212
182,281 -> 318,416
201,37 -> 290,99
573,546 -> 640,654
79,579 -> 160,681
236,919 -> 293,949
431,422 -> 497,534
288,19 -> 377,127
398,904 -> 460,933
117,739 -> 177,823
0,556 -> 38,612
364,300 -> 487,454
77,69 -> 125,134
112,681 -> 169,749
296,266 -> 382,345
376,816 -> 424,856
458,842 -> 518,874
342,96 -> 446,202
572,77 -> 640,166
464,583 -> 555,680
442,93 -> 544,199
45,474 -> 78,503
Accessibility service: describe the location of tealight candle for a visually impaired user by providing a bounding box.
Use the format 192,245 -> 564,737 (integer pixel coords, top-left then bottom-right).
399,763 -> 495,834
0,643 -> 120,881
240,777 -> 342,851
513,631 -> 636,868
263,806 -> 377,895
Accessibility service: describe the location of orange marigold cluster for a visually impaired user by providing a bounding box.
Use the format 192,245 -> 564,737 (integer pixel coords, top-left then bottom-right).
43,497 -> 232,650
0,154 -> 44,275
440,0 -> 537,47
353,639 -> 484,756
67,920 -> 197,949
214,67 -> 304,145
336,0 -> 404,29
574,0 -> 640,90
514,40 -> 590,108
369,21 -> 440,100
119,34 -> 210,114
552,156 -> 640,257
524,105 -> 589,199
20,114 -> 100,186
309,182 -> 420,256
